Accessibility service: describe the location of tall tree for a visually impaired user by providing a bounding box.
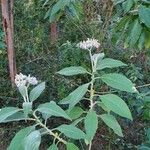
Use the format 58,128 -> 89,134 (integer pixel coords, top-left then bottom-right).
1,0 -> 16,86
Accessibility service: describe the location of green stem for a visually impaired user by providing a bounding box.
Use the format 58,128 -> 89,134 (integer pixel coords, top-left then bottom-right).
25,86 -> 29,102
33,111 -> 67,144
88,142 -> 92,150
88,49 -> 95,149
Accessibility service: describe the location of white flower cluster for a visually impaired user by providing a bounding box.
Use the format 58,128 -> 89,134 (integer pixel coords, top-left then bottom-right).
15,73 -> 38,87
77,38 -> 100,50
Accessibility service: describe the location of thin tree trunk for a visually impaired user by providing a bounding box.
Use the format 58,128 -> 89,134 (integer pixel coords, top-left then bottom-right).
50,22 -> 57,45
1,0 -> 16,86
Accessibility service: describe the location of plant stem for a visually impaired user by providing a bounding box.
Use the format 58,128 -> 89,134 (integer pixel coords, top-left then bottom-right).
33,111 -> 67,144
88,142 -> 92,150
88,49 -> 95,149
25,86 -> 29,102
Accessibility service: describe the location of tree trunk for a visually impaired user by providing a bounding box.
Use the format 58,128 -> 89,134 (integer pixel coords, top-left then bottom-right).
1,0 -> 16,86
50,22 -> 57,45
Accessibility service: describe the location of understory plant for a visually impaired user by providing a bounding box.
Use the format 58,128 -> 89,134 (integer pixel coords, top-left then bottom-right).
0,39 -> 138,150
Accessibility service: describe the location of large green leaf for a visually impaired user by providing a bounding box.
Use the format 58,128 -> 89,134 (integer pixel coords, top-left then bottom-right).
66,143 -> 79,150
18,85 -> 26,98
37,101 -> 71,120
59,83 -> 89,109
7,126 -> 35,150
139,5 -> 150,28
56,124 -> 85,139
57,66 -> 89,76
100,114 -> 123,137
50,0 -> 70,18
97,58 -> 127,70
100,94 -> 132,120
47,143 -> 58,150
100,73 -> 137,93
129,19 -> 142,47
29,82 -> 45,102
84,110 -> 98,142
0,107 -> 20,123
67,106 -> 84,120
2,112 -> 25,123
24,130 -> 41,150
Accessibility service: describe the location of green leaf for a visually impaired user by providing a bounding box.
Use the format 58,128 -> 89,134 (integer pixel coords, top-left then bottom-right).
97,58 -> 127,70
57,66 -> 89,76
24,130 -> 41,150
23,102 -> 32,118
85,110 -> 98,142
2,112 -> 25,123
18,85 -> 26,98
97,102 -> 110,112
101,73 -> 137,93
100,94 -> 132,120
50,0 -> 69,18
7,126 -> 35,150
29,82 -> 45,102
59,83 -> 89,109
0,107 -> 20,123
146,128 -> 150,141
144,30 -> 150,49
100,114 -> 123,137
67,106 -> 84,120
47,143 -> 58,150
56,124 -> 85,139
139,6 -> 150,28
139,145 -> 150,150
114,16 -> 130,31
71,117 -> 84,126
138,32 -> 145,50
144,96 -> 150,102
129,19 -> 142,47
66,143 -> 79,150
37,101 -> 71,120
122,0 -> 134,13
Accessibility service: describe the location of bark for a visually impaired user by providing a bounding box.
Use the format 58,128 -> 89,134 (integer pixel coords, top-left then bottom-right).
50,22 -> 57,45
1,0 -> 16,86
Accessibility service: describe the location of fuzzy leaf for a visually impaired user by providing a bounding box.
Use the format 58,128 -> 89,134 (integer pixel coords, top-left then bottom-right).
24,130 -> 41,150
97,58 -> 127,70
101,73 -> 137,93
57,66 -> 89,76
100,94 -> 132,120
85,110 -> 98,142
0,107 -> 20,123
7,126 -> 35,150
29,82 -> 45,102
66,143 -> 79,150
59,83 -> 89,109
139,6 -> 150,28
129,19 -> 142,47
67,106 -> 84,120
100,114 -> 123,137
56,124 -> 85,139
37,101 -> 71,120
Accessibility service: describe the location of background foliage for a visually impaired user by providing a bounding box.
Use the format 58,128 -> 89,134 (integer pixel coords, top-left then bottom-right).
0,0 -> 150,149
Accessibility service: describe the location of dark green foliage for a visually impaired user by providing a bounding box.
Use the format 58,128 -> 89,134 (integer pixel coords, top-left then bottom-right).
0,0 -> 150,149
